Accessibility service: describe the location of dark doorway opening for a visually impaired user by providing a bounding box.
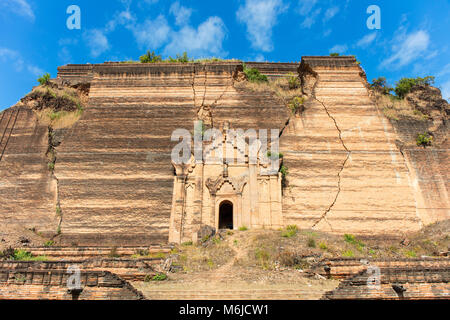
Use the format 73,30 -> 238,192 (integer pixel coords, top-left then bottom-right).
219,201 -> 233,230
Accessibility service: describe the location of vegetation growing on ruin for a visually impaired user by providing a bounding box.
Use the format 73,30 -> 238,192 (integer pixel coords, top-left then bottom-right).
394,76 -> 435,99
243,64 -> 268,83
136,50 -> 240,64
330,53 -> 340,56
370,77 -> 393,95
37,73 -> 51,86
145,273 -> 168,282
281,225 -> 298,238
150,220 -> 448,279
0,249 -> 47,261
416,133 -> 433,147
21,77 -> 87,130
288,96 -> 305,114
371,77 -> 431,121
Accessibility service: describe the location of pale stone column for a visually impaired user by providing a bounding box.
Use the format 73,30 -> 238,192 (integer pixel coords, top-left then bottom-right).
248,164 -> 258,227
169,175 -> 186,244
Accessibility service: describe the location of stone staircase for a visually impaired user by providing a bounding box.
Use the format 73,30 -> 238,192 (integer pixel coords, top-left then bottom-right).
141,288 -> 328,300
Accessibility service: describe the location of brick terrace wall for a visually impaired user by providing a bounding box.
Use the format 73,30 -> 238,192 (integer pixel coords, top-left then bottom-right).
0,257 -> 162,281
310,257 -> 450,279
0,106 -> 58,236
324,267 -> 450,300
391,119 -> 449,224
0,269 -> 144,300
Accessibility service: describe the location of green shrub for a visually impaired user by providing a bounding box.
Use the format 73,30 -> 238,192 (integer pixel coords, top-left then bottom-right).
394,76 -> 435,99
344,234 -> 356,243
342,250 -> 354,257
330,53 -> 340,57
38,73 -> 51,85
140,50 -> 162,63
281,225 -> 298,238
167,52 -> 191,63
255,247 -> 270,268
267,151 -> 284,160
405,250 -> 417,258
288,96 -> 305,114
416,133 -> 433,147
12,250 -> 47,261
152,273 -> 168,281
44,240 -> 55,247
144,273 -> 168,282
344,233 -> 365,251
287,73 -> 300,89
47,162 -> 55,171
182,241 -> 193,246
243,66 -> 268,83
370,77 -> 393,95
280,165 -> 288,188
239,226 -> 248,231
307,237 -> 316,248
319,242 -> 328,250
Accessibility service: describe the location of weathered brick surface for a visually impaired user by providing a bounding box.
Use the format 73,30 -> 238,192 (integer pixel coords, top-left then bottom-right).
0,256 -> 162,281
0,58 -> 448,248
0,106 -> 58,236
0,269 -> 144,300
324,267 -> 450,300
19,245 -> 171,259
310,257 -> 450,279
280,57 -> 424,234
55,62 -> 289,245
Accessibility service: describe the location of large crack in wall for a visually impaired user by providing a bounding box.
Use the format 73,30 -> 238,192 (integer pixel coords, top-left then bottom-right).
310,77 -> 351,230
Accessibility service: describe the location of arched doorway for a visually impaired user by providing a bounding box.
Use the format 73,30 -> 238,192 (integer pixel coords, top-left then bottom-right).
219,201 -> 233,229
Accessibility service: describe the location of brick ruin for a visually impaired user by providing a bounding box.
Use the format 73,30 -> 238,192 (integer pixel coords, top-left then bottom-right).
0,56 -> 448,299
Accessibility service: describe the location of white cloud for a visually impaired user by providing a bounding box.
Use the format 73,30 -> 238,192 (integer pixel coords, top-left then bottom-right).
300,8 -> 321,28
297,0 -> 318,15
381,30 -> 430,69
236,0 -> 287,52
169,1 -> 192,26
0,0 -> 35,21
164,17 -> 227,58
441,80 -> 450,101
356,32 -> 377,48
323,29 -> 332,37
437,64 -> 450,77
129,15 -> 171,49
0,47 -> 43,75
84,29 -> 110,57
329,44 -> 348,54
106,10 -> 135,32
26,64 -> 44,76
323,6 -> 339,22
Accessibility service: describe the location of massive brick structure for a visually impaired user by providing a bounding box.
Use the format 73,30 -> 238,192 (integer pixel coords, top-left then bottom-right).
0,57 -> 448,246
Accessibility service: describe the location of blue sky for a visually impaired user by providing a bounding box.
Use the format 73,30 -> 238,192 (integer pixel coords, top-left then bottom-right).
1,0 -> 449,110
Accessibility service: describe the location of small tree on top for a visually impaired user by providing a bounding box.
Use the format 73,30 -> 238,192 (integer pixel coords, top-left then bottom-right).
394,76 -> 435,99
370,77 -> 393,95
37,73 -> 51,86
140,50 -> 162,63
